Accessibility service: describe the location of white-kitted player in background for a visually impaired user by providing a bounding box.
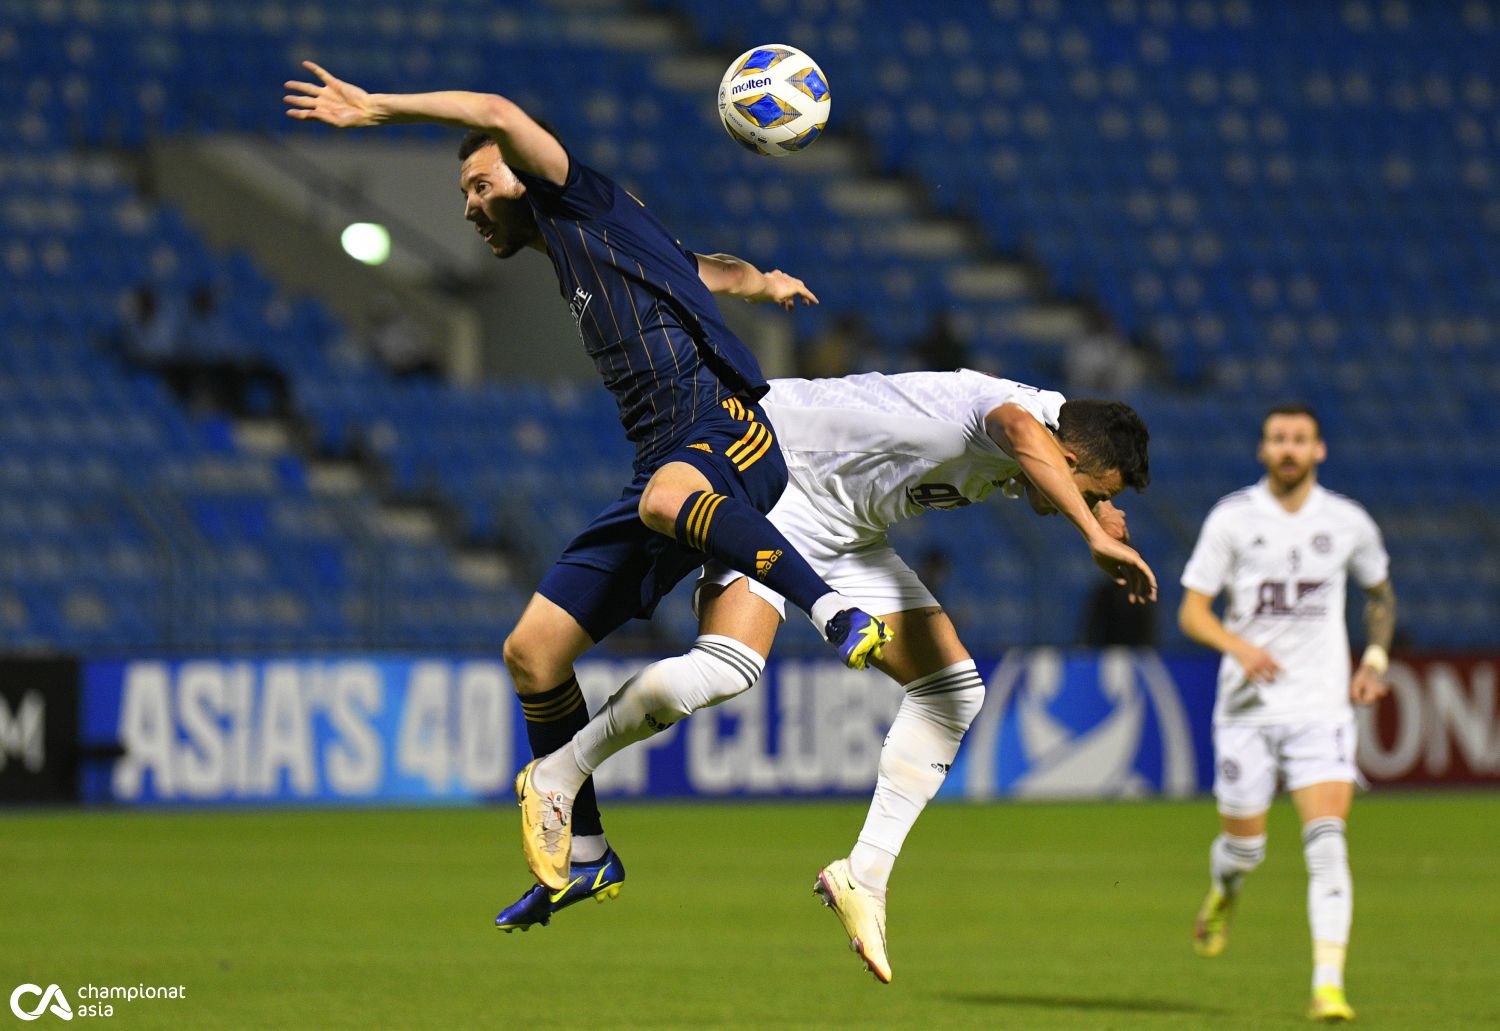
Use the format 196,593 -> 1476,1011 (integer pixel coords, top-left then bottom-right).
1179,402 -> 1397,1024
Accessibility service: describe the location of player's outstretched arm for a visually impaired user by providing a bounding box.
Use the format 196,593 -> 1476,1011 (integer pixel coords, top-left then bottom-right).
694,253 -> 819,311
985,403 -> 1157,602
1351,579 -> 1396,703
1178,589 -> 1282,680
283,61 -> 568,183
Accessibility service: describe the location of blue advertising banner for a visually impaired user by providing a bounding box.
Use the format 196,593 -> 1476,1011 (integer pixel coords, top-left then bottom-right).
78,650 -> 1221,805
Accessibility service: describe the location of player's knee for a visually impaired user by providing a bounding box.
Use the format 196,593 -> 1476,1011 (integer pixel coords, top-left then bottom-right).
637,480 -> 686,537
502,629 -> 560,695
903,660 -> 985,735
636,636 -> 764,725
1302,817 -> 1348,875
950,680 -> 985,732
1216,832 -> 1267,874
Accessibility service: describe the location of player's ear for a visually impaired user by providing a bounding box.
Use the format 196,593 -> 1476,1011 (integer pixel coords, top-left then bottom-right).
1313,438 -> 1327,463
1059,446 -> 1079,470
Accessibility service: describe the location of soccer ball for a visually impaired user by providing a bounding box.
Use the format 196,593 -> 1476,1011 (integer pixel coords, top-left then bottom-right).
717,44 -> 830,158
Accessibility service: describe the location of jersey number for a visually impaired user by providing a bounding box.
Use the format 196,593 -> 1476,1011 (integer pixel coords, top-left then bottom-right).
907,483 -> 971,510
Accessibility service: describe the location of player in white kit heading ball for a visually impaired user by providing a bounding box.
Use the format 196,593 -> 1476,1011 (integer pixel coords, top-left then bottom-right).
508,369 -> 1157,982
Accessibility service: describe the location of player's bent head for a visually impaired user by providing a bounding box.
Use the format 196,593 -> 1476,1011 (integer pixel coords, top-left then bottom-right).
1057,399 -> 1151,492
1262,401 -> 1321,440
457,130 -> 553,259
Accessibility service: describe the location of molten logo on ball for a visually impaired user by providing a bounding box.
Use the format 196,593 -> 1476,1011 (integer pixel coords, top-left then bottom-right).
718,44 -> 831,158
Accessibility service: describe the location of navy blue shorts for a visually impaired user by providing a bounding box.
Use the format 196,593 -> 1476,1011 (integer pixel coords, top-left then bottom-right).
536,398 -> 788,642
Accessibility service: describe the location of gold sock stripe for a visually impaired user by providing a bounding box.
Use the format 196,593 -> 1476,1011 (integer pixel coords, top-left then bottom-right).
683,492 -> 713,549
700,494 -> 727,548
519,683 -> 581,712
521,686 -> 585,722
689,492 -> 727,550
522,695 -> 583,722
521,696 -> 582,721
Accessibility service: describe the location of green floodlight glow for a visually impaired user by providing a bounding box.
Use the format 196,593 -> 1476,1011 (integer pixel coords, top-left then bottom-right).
341,222 -> 391,265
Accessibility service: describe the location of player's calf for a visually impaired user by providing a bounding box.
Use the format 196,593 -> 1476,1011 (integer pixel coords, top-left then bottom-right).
850,661 -> 983,891
1304,817 -> 1352,996
541,635 -> 765,788
1195,832 -> 1264,957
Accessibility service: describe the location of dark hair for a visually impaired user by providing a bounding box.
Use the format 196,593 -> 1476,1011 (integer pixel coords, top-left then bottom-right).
1263,401 -> 1321,438
456,117 -> 561,161
1057,399 -> 1151,491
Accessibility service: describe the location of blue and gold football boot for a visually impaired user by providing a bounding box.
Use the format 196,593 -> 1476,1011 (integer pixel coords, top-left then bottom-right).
495,848 -> 626,933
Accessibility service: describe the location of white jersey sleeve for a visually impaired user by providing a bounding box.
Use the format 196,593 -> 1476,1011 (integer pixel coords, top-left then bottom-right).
760,370 -> 1065,541
1180,497 -> 1241,597
1345,503 -> 1390,588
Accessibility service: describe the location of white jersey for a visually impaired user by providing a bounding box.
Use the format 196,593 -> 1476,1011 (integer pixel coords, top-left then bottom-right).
1181,480 -> 1389,726
760,370 -> 1065,543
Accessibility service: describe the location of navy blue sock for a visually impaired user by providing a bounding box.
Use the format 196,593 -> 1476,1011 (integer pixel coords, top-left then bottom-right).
676,490 -> 833,615
519,676 -> 603,838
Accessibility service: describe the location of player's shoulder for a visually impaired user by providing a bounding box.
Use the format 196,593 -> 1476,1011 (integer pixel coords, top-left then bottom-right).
1204,485 -> 1259,520
1317,486 -> 1381,529
1318,485 -> 1371,513
947,370 -> 1066,424
521,151 -> 619,220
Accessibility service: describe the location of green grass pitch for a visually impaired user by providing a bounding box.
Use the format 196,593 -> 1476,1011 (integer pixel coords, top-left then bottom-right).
4,794 -> 1497,1029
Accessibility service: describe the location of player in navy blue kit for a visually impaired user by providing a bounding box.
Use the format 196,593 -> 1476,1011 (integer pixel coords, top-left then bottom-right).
284,62 -> 893,914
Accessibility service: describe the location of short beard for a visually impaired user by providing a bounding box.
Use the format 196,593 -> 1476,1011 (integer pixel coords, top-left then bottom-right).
1270,463 -> 1313,490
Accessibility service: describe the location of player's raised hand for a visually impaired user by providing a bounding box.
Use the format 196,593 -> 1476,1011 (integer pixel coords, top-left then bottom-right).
284,61 -> 380,128
1350,664 -> 1388,705
750,269 -> 819,311
1088,532 -> 1157,604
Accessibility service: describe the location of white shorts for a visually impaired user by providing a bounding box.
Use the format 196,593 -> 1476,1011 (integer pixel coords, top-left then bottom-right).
1212,718 -> 1362,818
693,482 -> 938,625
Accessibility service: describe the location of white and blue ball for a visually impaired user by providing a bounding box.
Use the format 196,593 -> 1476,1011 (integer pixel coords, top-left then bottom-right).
717,44 -> 830,158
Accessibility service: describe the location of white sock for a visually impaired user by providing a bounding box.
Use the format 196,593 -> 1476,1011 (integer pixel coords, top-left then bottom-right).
532,739 -> 591,798
848,842 -> 894,897
1304,817 -> 1352,989
571,834 -> 607,865
852,661 -> 985,894
1210,832 -> 1266,898
810,592 -> 848,636
559,635 -> 763,779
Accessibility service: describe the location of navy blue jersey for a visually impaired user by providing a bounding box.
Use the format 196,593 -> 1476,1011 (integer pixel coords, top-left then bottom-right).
515,153 -> 770,469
